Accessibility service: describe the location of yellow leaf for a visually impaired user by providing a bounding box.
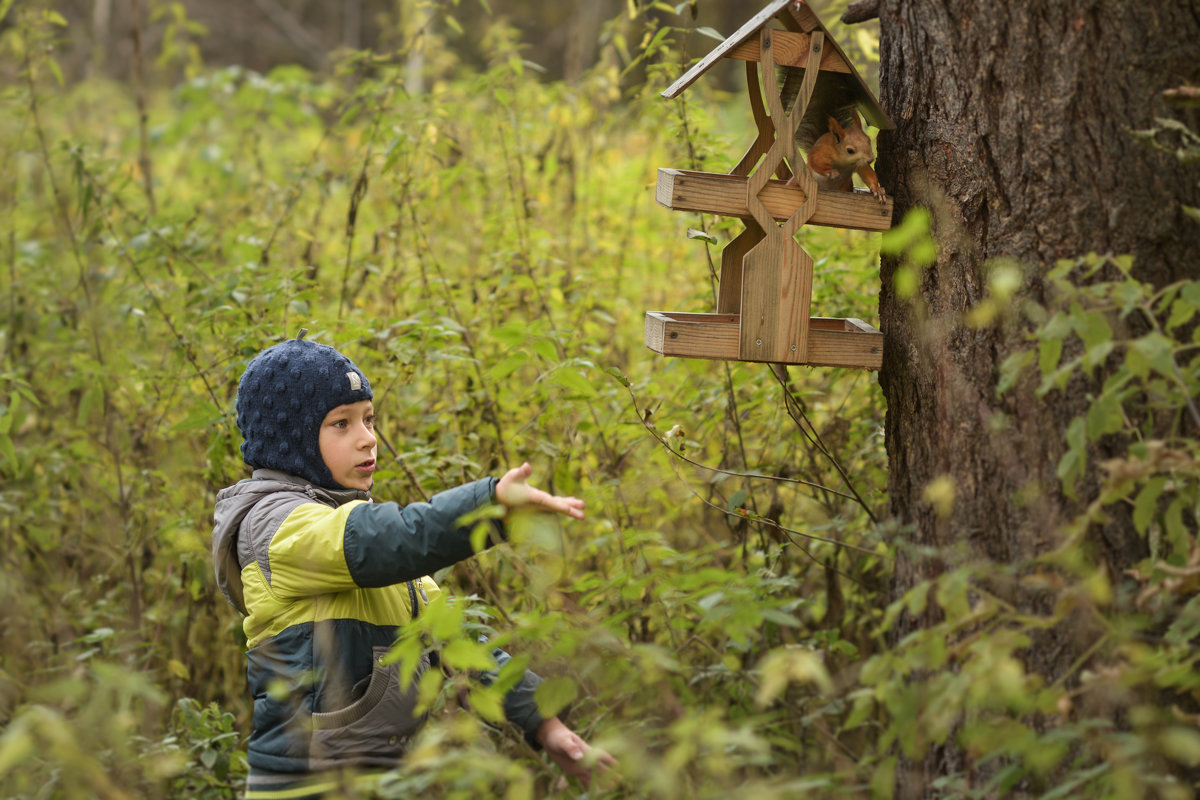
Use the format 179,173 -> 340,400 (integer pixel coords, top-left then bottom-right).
923,475 -> 956,518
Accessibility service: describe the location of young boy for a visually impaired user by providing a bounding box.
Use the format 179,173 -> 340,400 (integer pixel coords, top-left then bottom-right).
212,335 -> 611,799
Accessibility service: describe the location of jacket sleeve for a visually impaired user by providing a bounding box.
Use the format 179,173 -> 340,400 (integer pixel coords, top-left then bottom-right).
265,478 -> 502,599
343,478 -> 505,588
465,644 -> 546,746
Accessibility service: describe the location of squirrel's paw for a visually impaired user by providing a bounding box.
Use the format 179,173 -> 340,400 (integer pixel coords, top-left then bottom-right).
872,186 -> 888,204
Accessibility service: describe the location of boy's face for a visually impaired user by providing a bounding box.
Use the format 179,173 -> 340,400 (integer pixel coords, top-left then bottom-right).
318,400 -> 377,491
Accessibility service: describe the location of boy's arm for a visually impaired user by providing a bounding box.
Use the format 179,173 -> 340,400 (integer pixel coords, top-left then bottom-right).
536,717 -> 617,786
265,479 -> 501,598
473,644 -> 547,744
346,463 -> 584,589
343,478 -> 504,588
494,463 -> 584,518
446,643 -> 613,785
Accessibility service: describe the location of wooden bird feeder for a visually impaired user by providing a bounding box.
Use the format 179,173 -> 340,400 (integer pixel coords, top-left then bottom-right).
644,0 -> 894,369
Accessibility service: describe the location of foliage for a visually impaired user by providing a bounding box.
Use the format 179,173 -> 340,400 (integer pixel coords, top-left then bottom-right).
0,1 -> 1195,799
1,2 -> 887,797
865,210 -> 1200,797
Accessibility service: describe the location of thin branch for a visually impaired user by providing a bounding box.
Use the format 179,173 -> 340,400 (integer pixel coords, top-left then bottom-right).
128,0 -> 156,214
841,0 -> 880,25
771,367 -> 880,525
661,445 -> 879,561
374,424 -> 432,503
75,157 -> 215,285
403,194 -> 511,464
619,377 -> 859,501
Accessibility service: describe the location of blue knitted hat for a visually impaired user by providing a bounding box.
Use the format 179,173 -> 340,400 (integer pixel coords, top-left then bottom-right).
236,336 -> 373,489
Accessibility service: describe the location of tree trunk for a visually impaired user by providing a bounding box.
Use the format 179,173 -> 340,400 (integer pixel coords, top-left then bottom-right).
875,0 -> 1200,794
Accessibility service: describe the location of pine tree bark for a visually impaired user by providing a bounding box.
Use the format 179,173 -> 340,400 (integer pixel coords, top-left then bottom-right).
875,0 -> 1200,794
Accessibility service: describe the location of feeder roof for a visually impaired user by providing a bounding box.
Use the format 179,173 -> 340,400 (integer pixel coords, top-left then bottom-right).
661,0 -> 891,131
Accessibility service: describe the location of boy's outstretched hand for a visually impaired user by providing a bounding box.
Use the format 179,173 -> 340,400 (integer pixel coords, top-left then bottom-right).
495,463 -> 585,520
536,717 -> 616,787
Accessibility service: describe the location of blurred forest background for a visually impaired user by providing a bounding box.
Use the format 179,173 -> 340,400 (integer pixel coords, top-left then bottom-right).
1,0 -> 1197,798
21,0 -> 880,86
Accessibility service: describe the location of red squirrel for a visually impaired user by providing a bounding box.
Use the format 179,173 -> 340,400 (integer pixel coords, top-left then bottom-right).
786,110 -> 887,203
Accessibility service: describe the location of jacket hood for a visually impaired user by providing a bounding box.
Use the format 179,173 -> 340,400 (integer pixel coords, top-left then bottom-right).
212,469 -> 369,614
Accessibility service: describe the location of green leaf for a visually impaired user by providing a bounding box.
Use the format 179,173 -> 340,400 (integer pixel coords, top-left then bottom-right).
0,435 -> 15,473
440,638 -> 497,672
881,207 -> 932,256
1075,310 -> 1113,351
604,365 -> 631,387
486,353 -> 527,381
871,756 -> 897,799
46,57 -> 64,88
491,321 -> 531,348
173,401 -> 221,432
1057,417 -> 1087,498
843,690 -> 875,731
905,581 -> 931,617
533,676 -> 578,718
467,684 -> 505,723
1132,476 -> 1166,534
1163,494 -> 1191,554
428,597 -> 464,642
1181,281 -> 1200,310
893,265 -> 918,299
1085,393 -> 1124,441
1159,726 -> 1200,767
1041,310 -> 1074,342
549,367 -> 596,397
694,26 -> 725,42
996,350 -> 1034,396
756,647 -> 834,707
532,339 -> 558,362
1166,295 -> 1198,331
759,608 -> 800,627
1129,332 -> 1175,378
1038,337 -> 1063,377
1165,595 -> 1200,646
1082,340 -> 1115,373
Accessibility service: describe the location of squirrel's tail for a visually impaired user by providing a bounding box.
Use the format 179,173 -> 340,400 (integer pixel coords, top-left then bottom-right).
777,66 -> 863,149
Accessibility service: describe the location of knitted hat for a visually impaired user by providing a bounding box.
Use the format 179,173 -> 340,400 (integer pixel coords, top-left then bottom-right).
236,335 -> 373,489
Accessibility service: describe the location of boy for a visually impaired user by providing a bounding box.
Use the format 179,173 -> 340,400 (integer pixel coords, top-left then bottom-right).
212,335 -> 611,799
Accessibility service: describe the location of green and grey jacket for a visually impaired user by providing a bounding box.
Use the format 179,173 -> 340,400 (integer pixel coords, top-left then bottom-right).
211,469 -> 545,774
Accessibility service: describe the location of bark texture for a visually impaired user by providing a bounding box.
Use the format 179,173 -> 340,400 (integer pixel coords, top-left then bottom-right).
875,0 -> 1200,793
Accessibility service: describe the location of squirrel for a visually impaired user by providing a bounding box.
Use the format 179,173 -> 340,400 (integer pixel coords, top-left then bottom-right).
778,68 -> 887,203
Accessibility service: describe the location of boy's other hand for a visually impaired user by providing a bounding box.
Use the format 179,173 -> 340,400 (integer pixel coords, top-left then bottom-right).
535,717 -> 616,787
496,463 -> 585,520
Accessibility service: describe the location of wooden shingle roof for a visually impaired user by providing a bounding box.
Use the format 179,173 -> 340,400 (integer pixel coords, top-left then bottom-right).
661,0 -> 891,131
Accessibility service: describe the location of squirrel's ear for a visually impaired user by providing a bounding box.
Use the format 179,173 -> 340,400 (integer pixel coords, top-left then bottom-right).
828,115 -> 845,141
849,109 -> 864,130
